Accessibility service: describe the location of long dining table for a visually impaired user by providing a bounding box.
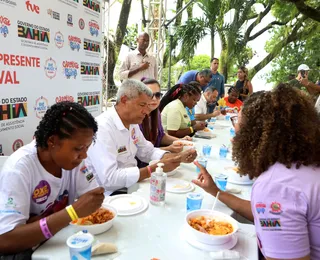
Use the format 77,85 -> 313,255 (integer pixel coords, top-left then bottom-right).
32,117 -> 258,260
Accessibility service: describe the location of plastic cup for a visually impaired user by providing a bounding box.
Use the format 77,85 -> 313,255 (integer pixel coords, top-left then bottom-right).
230,128 -> 235,137
196,158 -> 208,173
202,145 -> 212,158
186,192 -> 204,212
66,231 -> 94,260
215,174 -> 228,191
210,117 -> 217,123
225,115 -> 231,121
219,146 -> 228,160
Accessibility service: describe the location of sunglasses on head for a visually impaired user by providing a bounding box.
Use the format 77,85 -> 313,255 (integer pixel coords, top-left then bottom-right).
152,92 -> 163,99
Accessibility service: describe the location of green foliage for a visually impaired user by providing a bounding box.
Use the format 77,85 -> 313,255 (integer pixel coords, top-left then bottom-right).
267,33 -> 320,84
123,24 -> 138,49
187,54 -> 211,70
161,65 -> 185,89
175,18 -> 209,63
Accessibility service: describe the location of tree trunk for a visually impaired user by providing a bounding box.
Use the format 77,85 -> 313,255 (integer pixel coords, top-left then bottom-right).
210,26 -> 215,59
107,0 -> 133,96
285,0 -> 320,22
218,30 -> 228,81
249,17 -> 314,79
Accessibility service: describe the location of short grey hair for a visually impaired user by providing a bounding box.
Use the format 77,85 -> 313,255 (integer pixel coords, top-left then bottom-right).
205,87 -> 218,93
198,69 -> 212,78
116,79 -> 153,102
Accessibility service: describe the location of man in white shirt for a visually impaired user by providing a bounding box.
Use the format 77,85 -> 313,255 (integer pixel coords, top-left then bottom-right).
88,79 -> 197,195
119,32 -> 158,81
195,88 -> 220,121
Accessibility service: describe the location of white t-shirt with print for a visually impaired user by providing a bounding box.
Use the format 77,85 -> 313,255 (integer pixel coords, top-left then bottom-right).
0,141 -> 98,235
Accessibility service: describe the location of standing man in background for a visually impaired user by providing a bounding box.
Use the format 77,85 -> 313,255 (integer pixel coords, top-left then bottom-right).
206,58 -> 225,113
207,58 -> 225,98
119,32 -> 158,81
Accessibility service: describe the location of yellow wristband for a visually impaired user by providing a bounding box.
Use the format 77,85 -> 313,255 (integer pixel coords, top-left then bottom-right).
66,205 -> 78,221
190,127 -> 194,134
69,205 -> 79,219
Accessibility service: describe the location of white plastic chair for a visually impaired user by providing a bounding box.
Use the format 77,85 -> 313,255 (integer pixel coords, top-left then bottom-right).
0,156 -> 9,173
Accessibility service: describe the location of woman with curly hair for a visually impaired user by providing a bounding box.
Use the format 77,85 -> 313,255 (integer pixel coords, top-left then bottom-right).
234,66 -> 253,101
160,83 -> 206,138
193,84 -> 320,260
0,102 -> 104,258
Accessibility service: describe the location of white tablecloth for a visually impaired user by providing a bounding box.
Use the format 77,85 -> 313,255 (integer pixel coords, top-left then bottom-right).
32,118 -> 258,260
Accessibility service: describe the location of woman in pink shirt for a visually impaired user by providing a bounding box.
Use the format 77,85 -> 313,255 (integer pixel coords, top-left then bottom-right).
193,84 -> 320,260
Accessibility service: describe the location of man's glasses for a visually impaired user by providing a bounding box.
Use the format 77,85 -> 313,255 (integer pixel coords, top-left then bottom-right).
152,92 -> 163,99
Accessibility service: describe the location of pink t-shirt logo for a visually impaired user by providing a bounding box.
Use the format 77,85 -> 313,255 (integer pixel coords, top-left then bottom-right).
270,201 -> 283,215
255,202 -> 266,214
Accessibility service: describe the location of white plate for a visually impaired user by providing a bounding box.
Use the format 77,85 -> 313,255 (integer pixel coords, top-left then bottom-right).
183,226 -> 238,252
103,195 -> 149,216
149,160 -> 179,176
196,129 -> 213,136
167,166 -> 180,177
166,179 -> 194,193
212,124 -> 230,130
228,179 -> 254,185
224,166 -> 254,185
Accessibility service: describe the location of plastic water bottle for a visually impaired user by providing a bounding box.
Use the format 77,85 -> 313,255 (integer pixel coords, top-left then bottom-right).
150,163 -> 166,206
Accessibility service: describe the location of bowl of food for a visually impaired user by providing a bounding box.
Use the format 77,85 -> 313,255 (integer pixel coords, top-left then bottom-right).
185,210 -> 238,245
149,160 -> 179,176
172,140 -> 195,151
70,205 -> 117,235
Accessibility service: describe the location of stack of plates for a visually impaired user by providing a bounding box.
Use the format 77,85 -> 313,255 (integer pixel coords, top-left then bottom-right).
103,194 -> 148,216
166,179 -> 194,193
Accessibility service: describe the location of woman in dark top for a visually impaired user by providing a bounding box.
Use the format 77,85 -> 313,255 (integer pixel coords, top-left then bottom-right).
234,66 -> 253,101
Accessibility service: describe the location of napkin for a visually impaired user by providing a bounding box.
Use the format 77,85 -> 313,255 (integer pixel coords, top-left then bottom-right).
91,242 -> 118,256
209,250 -> 240,259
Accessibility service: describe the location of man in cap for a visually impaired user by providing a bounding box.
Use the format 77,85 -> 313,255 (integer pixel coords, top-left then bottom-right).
289,64 -> 320,95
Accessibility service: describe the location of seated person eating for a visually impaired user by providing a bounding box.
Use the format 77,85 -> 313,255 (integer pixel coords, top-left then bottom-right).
140,78 -> 192,154
194,87 -> 220,121
0,102 -> 104,259
87,79 -> 197,196
160,83 -> 205,138
193,84 -> 320,260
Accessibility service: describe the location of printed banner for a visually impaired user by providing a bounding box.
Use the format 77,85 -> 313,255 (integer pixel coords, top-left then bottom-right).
0,0 -> 102,155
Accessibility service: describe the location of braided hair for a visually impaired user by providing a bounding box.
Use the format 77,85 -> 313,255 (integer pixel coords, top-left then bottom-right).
34,101 -> 98,148
159,83 -> 201,112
